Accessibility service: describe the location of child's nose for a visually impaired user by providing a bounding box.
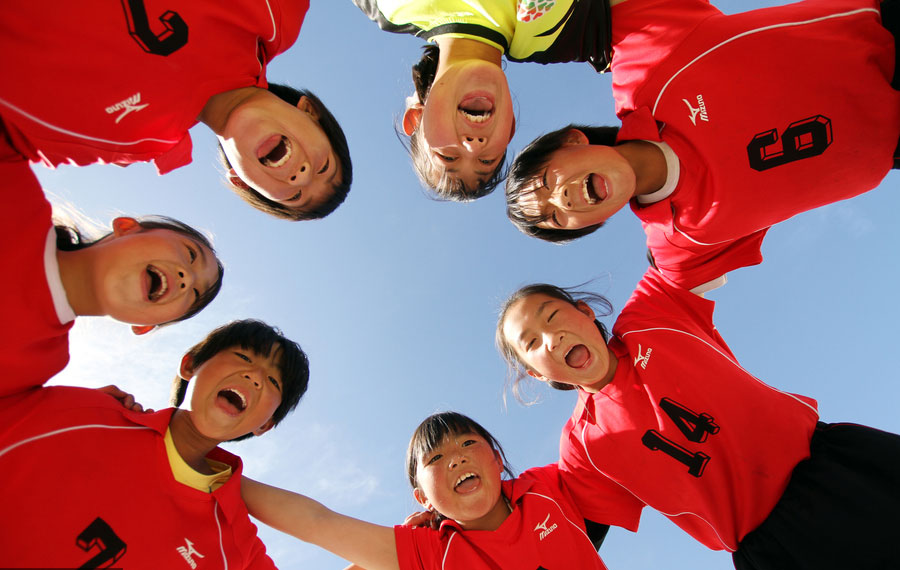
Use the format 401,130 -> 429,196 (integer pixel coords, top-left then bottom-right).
461,135 -> 485,152
289,160 -> 312,184
177,269 -> 193,292
449,455 -> 467,469
543,331 -> 560,350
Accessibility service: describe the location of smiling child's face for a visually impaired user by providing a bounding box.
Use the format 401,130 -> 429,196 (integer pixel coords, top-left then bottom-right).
182,346 -> 284,442
502,293 -> 616,393
517,130 -> 637,230
93,218 -> 219,326
408,59 -> 515,193
218,91 -> 341,212
414,431 -> 508,531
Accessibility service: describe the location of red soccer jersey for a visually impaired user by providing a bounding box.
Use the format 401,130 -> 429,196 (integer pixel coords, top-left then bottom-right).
609,0 -> 900,288
0,0 -> 307,174
0,154 -> 72,396
0,386 -> 274,569
558,268 -> 820,552
394,464 -> 607,569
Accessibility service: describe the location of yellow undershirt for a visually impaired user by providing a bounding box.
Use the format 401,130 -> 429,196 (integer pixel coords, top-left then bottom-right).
164,428 -> 232,493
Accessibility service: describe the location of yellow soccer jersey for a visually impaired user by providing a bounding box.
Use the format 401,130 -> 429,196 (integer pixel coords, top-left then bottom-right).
354,0 -> 611,71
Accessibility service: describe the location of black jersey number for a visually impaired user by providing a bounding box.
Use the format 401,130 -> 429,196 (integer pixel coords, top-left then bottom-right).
641,398 -> 719,477
747,115 -> 832,171
77,517 -> 127,568
121,0 -> 188,56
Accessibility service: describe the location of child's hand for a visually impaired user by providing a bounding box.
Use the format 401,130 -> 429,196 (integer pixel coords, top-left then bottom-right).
402,510 -> 439,530
98,384 -> 153,413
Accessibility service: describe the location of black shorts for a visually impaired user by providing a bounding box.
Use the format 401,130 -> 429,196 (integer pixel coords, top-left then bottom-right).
733,422 -> 900,570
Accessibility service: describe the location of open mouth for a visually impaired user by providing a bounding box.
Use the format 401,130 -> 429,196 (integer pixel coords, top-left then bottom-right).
454,472 -> 480,493
258,135 -> 292,168
565,344 -> 590,368
218,388 -> 247,414
458,95 -> 494,124
582,174 -> 607,205
146,265 -> 168,302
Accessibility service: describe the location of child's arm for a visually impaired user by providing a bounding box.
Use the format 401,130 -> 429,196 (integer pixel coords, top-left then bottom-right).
241,477 -> 400,570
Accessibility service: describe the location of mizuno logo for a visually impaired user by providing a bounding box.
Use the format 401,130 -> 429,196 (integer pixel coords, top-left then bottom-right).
177,538 -> 205,569
634,344 -> 652,369
105,92 -> 149,124
682,94 -> 709,125
534,513 -> 558,540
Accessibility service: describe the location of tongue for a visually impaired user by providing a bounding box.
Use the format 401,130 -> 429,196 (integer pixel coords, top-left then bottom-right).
458,96 -> 493,113
591,174 -> 608,201
217,392 -> 242,414
565,345 -> 590,368
256,134 -> 283,160
456,476 -> 480,493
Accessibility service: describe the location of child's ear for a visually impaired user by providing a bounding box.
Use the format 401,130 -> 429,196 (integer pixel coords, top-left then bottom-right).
296,96 -> 320,121
111,216 -> 142,237
508,115 -> 517,141
252,417 -> 276,437
574,300 -> 595,319
179,353 -> 195,380
131,324 -> 156,336
413,488 -> 432,510
526,369 -> 548,382
563,129 -> 590,146
227,169 -> 253,191
402,104 -> 424,136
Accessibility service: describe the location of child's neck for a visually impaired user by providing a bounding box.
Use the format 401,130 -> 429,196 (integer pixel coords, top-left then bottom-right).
458,492 -> 513,531
617,140 -> 669,198
168,409 -> 222,475
56,248 -> 102,317
198,86 -> 259,134
433,36 -> 503,69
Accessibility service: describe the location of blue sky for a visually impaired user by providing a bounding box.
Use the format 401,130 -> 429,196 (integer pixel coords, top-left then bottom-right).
44,0 -> 900,568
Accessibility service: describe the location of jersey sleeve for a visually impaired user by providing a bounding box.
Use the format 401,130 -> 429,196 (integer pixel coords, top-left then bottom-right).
558,420 -> 645,531
394,525 -> 440,570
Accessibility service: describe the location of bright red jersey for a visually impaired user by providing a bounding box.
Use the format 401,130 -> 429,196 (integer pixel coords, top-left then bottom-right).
610,0 -> 899,288
0,0 -> 308,173
559,269 -> 820,551
395,464 -> 607,569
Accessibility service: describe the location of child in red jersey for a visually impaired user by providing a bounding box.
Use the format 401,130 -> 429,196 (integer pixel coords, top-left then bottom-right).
505,0 -> 900,291
0,319 -> 310,569
0,1 -> 352,221
353,0 -> 618,200
241,411 -> 610,570
497,269 -> 900,569
0,155 -> 224,395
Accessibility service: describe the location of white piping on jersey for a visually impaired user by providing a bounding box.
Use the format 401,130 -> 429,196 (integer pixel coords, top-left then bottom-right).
263,0 -> 277,43
0,423 -> 152,460
672,220 -> 773,246
0,96 -> 180,146
573,325 -> 820,551
442,531 -> 458,569
213,501 -> 228,570
620,326 -> 818,416
651,8 -> 879,116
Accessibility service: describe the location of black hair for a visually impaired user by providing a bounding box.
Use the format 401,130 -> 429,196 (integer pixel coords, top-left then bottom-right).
506,124 -> 620,242
401,45 -> 509,201
220,83 -> 353,221
55,216 -> 224,326
170,319 -> 310,442
406,412 -> 515,524
496,283 -> 612,402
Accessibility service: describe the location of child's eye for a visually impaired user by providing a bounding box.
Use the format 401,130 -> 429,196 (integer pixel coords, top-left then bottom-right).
548,309 -> 558,323
234,352 -> 252,362
435,152 -> 457,163
426,453 -> 442,465
550,211 -> 561,227
268,376 -> 281,390
479,158 -> 495,166
461,439 -> 477,447
193,288 -> 201,302
186,244 -> 197,263
526,338 -> 535,351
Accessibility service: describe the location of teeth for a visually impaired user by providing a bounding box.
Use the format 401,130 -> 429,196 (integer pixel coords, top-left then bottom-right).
582,177 -> 597,205
147,266 -> 168,302
459,109 -> 491,123
454,472 -> 477,487
223,388 -> 247,411
260,136 -> 292,168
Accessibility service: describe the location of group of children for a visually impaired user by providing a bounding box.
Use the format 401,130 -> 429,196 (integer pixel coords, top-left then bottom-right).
2,0 -> 899,568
